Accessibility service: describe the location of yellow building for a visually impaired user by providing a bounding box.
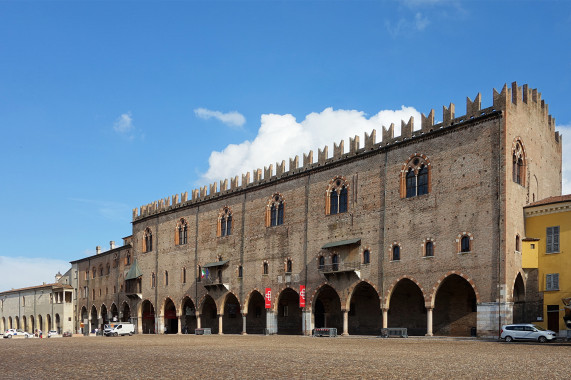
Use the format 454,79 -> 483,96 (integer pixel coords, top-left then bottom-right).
523,194 -> 571,333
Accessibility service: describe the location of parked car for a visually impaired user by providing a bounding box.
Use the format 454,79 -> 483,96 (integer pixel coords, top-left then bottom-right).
501,324 -> 557,343
47,330 -> 59,338
3,329 -> 32,338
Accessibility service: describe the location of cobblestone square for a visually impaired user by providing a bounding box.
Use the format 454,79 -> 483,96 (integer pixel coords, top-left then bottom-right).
1,335 -> 569,379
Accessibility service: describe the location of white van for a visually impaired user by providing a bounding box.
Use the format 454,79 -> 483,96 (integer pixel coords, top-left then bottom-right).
104,323 -> 134,337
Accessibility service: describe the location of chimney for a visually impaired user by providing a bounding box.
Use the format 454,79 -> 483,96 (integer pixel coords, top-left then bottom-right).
96,246 -> 101,255
110,241 -> 115,250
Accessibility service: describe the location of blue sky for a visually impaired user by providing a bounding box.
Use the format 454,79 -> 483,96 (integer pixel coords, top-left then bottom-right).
1,0 -> 570,290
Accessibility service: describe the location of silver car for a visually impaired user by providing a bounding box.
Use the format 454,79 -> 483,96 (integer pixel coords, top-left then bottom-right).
501,324 -> 556,343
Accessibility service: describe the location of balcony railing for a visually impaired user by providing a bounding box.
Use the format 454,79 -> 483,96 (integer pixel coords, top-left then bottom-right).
318,261 -> 363,275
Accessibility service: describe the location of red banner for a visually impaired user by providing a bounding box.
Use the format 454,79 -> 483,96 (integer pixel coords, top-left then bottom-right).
299,285 -> 306,308
265,288 -> 272,309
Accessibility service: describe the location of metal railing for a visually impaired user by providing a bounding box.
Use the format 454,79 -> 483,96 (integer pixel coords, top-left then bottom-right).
317,261 -> 363,273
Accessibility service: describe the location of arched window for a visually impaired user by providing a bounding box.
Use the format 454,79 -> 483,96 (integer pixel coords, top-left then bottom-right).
126,251 -> 131,266
92,267 -> 96,279
515,235 -> 521,252
106,264 -> 110,275
267,194 -> 285,227
363,250 -> 370,264
512,140 -> 526,186
263,262 -> 269,275
327,177 -> 349,215
151,272 -> 156,288
182,267 -> 187,284
197,265 -> 202,282
218,207 -> 232,237
238,265 -> 243,278
164,271 -> 169,286
286,259 -> 292,273
143,227 -> 153,252
99,266 -> 103,276
401,155 -> 431,198
332,254 -> 339,271
176,218 -> 188,245
425,241 -> 434,257
318,256 -> 325,270
392,245 -> 400,261
461,235 -> 471,253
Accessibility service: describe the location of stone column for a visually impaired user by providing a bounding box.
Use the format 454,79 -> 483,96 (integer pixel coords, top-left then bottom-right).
266,310 -> 277,334
426,307 -> 433,336
342,309 -> 349,336
218,314 -> 223,335
242,314 -> 247,335
177,315 -> 182,335
302,310 -> 312,336
382,308 -> 388,329
196,313 -> 201,329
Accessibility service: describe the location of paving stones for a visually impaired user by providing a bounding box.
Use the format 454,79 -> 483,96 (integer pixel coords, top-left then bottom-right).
0,335 -> 569,379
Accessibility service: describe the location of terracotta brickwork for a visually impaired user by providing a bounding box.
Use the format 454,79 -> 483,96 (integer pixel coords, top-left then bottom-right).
73,83 -> 561,337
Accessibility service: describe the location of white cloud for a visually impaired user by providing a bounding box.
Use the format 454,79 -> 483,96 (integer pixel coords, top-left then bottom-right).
199,106 -> 420,184
0,256 -> 71,292
558,125 -> 571,195
113,112 -> 134,134
194,108 -> 246,128
385,12 -> 430,36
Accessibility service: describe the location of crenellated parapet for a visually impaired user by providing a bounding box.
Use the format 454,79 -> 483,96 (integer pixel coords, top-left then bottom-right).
132,82 -> 561,221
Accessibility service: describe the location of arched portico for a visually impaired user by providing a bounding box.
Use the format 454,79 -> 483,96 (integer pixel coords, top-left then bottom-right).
222,293 -> 242,334
121,302 -> 131,322
110,303 -> 119,322
200,295 -> 218,334
46,314 -> 52,331
246,290 -> 266,334
277,288 -> 302,335
347,281 -> 381,335
163,298 -> 178,334
22,316 -> 27,332
432,274 -> 477,336
387,278 -> 427,336
312,284 -> 342,333
513,273 -> 525,324
55,314 -> 61,334
141,300 -> 156,334
37,315 -> 43,333
101,304 -> 109,328
90,305 -> 98,332
180,297 -> 196,334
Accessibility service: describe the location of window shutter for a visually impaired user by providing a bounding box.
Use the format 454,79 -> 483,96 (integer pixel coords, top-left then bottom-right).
546,227 -> 553,253
546,274 -> 553,291
553,273 -> 559,290
553,226 -> 560,252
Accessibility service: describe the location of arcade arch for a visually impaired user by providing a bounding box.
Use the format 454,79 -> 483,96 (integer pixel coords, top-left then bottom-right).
141,300 -> 156,334
222,293 -> 242,334
163,298 -> 178,334
433,274 -> 477,336
277,288 -> 302,335
312,284 -> 342,332
200,295 -> 218,334
387,278 -> 426,336
246,290 -> 266,334
180,297 -> 196,334
348,281 -> 380,335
